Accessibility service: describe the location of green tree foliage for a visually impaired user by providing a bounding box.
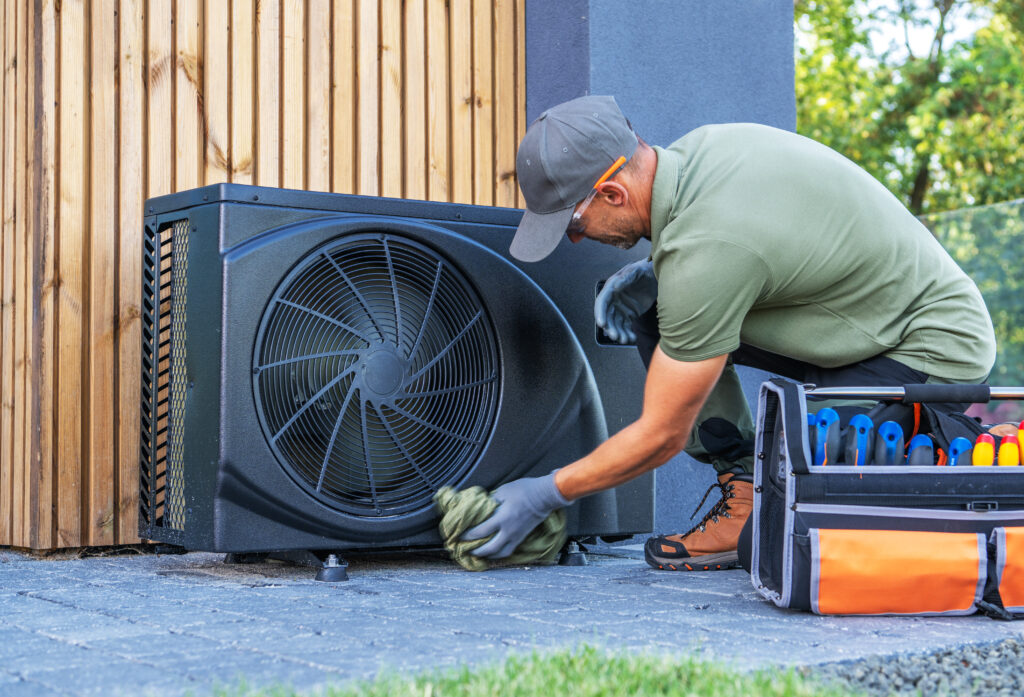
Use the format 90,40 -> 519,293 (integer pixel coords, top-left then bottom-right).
797,1 -> 1024,396
795,0 -> 1024,215
925,201 -> 1024,414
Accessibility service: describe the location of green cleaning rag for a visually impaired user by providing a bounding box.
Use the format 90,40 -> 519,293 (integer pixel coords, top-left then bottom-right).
434,486 -> 567,571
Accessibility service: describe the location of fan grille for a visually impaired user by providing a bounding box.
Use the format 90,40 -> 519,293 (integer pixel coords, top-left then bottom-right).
253,233 -> 499,517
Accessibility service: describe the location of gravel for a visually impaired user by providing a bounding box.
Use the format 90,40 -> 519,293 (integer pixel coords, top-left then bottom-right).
802,637 -> 1024,696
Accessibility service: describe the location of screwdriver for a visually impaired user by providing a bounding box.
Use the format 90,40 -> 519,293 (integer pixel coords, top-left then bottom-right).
906,434 -> 934,465
998,434 -> 1020,467
873,421 -> 904,466
844,414 -> 874,466
947,437 -> 973,466
813,408 -> 841,467
973,433 -> 996,466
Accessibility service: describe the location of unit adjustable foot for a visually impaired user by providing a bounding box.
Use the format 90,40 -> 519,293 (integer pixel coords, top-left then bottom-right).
559,540 -> 588,566
315,553 -> 349,582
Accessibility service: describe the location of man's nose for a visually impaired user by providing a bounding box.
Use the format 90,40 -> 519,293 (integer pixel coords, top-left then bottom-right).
567,229 -> 585,244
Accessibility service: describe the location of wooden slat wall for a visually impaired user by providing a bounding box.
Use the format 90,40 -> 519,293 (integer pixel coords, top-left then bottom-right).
0,0 -> 527,550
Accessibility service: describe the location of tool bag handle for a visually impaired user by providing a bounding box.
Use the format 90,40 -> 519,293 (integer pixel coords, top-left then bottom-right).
806,384 -> 1024,403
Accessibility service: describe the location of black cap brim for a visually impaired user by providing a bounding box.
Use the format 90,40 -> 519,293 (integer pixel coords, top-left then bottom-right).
509,206 -> 575,262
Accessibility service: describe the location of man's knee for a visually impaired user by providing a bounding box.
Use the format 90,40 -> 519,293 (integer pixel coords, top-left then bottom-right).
696,418 -> 755,463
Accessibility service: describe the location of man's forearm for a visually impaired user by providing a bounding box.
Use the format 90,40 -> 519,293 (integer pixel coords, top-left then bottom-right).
552,349 -> 728,502
553,415 -> 693,501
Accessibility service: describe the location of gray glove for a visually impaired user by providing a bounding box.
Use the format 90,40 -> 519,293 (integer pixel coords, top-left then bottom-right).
594,259 -> 657,344
461,472 -> 569,559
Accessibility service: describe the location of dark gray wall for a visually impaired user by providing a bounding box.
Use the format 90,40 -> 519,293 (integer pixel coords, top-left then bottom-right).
524,0 -> 590,121
588,0 -> 796,145
526,0 -> 796,141
525,0 -> 794,536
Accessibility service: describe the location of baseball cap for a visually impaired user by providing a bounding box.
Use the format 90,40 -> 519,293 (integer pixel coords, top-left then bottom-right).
510,95 -> 638,262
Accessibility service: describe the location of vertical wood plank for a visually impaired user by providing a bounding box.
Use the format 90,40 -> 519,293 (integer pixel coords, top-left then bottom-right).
33,0 -> 57,551
11,0 -> 26,547
307,0 -> 331,192
22,0 -> 35,549
331,0 -> 355,193
0,0 -> 15,546
118,0 -> 146,544
231,0 -> 255,185
379,0 -> 402,198
204,0 -> 229,183
255,0 -> 280,187
35,0 -> 58,552
88,0 -> 117,546
281,0 -> 305,188
470,0 -> 492,206
403,0 -> 425,200
425,0 -> 448,202
448,0 -> 471,204
175,0 -> 202,191
515,0 -> 525,209
57,0 -> 87,548
356,0 -> 378,195
493,0 -> 516,208
148,0 -> 174,197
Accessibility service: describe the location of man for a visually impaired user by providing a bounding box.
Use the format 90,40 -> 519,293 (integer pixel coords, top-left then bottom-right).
462,95 -> 996,570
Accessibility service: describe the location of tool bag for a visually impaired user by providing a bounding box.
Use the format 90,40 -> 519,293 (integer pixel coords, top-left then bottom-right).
751,379 -> 1024,618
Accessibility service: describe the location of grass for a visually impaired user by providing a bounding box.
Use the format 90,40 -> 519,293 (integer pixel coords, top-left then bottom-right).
216,645 -> 861,697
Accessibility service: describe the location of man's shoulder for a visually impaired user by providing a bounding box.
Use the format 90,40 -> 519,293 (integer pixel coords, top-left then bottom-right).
667,122 -> 796,151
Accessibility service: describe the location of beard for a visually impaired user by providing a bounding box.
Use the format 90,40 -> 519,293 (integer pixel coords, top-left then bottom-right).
567,210 -> 645,250
593,221 -> 643,250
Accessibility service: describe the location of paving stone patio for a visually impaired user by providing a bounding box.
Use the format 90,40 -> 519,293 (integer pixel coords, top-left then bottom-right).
2,543 -> 1023,696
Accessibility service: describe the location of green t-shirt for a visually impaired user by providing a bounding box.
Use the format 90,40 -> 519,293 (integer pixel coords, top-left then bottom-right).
650,123 -> 995,382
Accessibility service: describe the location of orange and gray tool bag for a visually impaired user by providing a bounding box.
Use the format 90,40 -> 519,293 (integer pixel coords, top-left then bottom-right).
751,379 -> 1024,618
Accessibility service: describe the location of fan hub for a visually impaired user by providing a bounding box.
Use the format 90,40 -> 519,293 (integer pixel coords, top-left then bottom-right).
362,349 -> 405,397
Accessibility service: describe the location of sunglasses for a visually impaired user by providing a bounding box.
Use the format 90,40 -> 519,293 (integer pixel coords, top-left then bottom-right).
568,155 -> 628,231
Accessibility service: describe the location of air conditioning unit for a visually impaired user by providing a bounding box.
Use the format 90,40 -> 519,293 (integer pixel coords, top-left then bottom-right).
139,185 -> 653,557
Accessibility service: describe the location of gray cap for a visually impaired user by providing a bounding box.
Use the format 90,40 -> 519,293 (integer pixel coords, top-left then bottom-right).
510,95 -> 638,262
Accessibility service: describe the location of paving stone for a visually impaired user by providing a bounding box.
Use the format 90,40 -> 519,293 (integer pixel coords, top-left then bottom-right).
4,641 -> 115,676
85,631 -> 227,661
0,677 -> 76,697
22,660 -> 189,696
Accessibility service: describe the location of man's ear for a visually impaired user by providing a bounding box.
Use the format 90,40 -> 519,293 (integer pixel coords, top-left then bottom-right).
596,181 -> 628,206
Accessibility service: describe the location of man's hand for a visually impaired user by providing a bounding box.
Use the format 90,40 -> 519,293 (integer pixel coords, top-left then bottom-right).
595,259 -> 657,344
461,472 -> 569,559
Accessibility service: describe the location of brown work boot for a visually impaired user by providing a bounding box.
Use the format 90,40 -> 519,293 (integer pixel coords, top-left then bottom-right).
644,471 -> 753,571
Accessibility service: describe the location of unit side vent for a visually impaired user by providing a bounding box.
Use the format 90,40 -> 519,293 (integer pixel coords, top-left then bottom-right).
140,219 -> 190,535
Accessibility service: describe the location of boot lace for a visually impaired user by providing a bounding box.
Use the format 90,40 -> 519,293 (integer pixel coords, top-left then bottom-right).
681,479 -> 736,537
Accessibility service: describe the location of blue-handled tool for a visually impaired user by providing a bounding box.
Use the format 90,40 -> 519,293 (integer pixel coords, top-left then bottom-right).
906,434 -> 935,465
873,421 -> 904,466
947,437 -> 973,467
813,408 -> 841,467
844,413 -> 874,466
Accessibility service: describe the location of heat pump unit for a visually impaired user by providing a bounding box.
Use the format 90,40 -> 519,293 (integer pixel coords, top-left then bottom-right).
139,185 -> 653,555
